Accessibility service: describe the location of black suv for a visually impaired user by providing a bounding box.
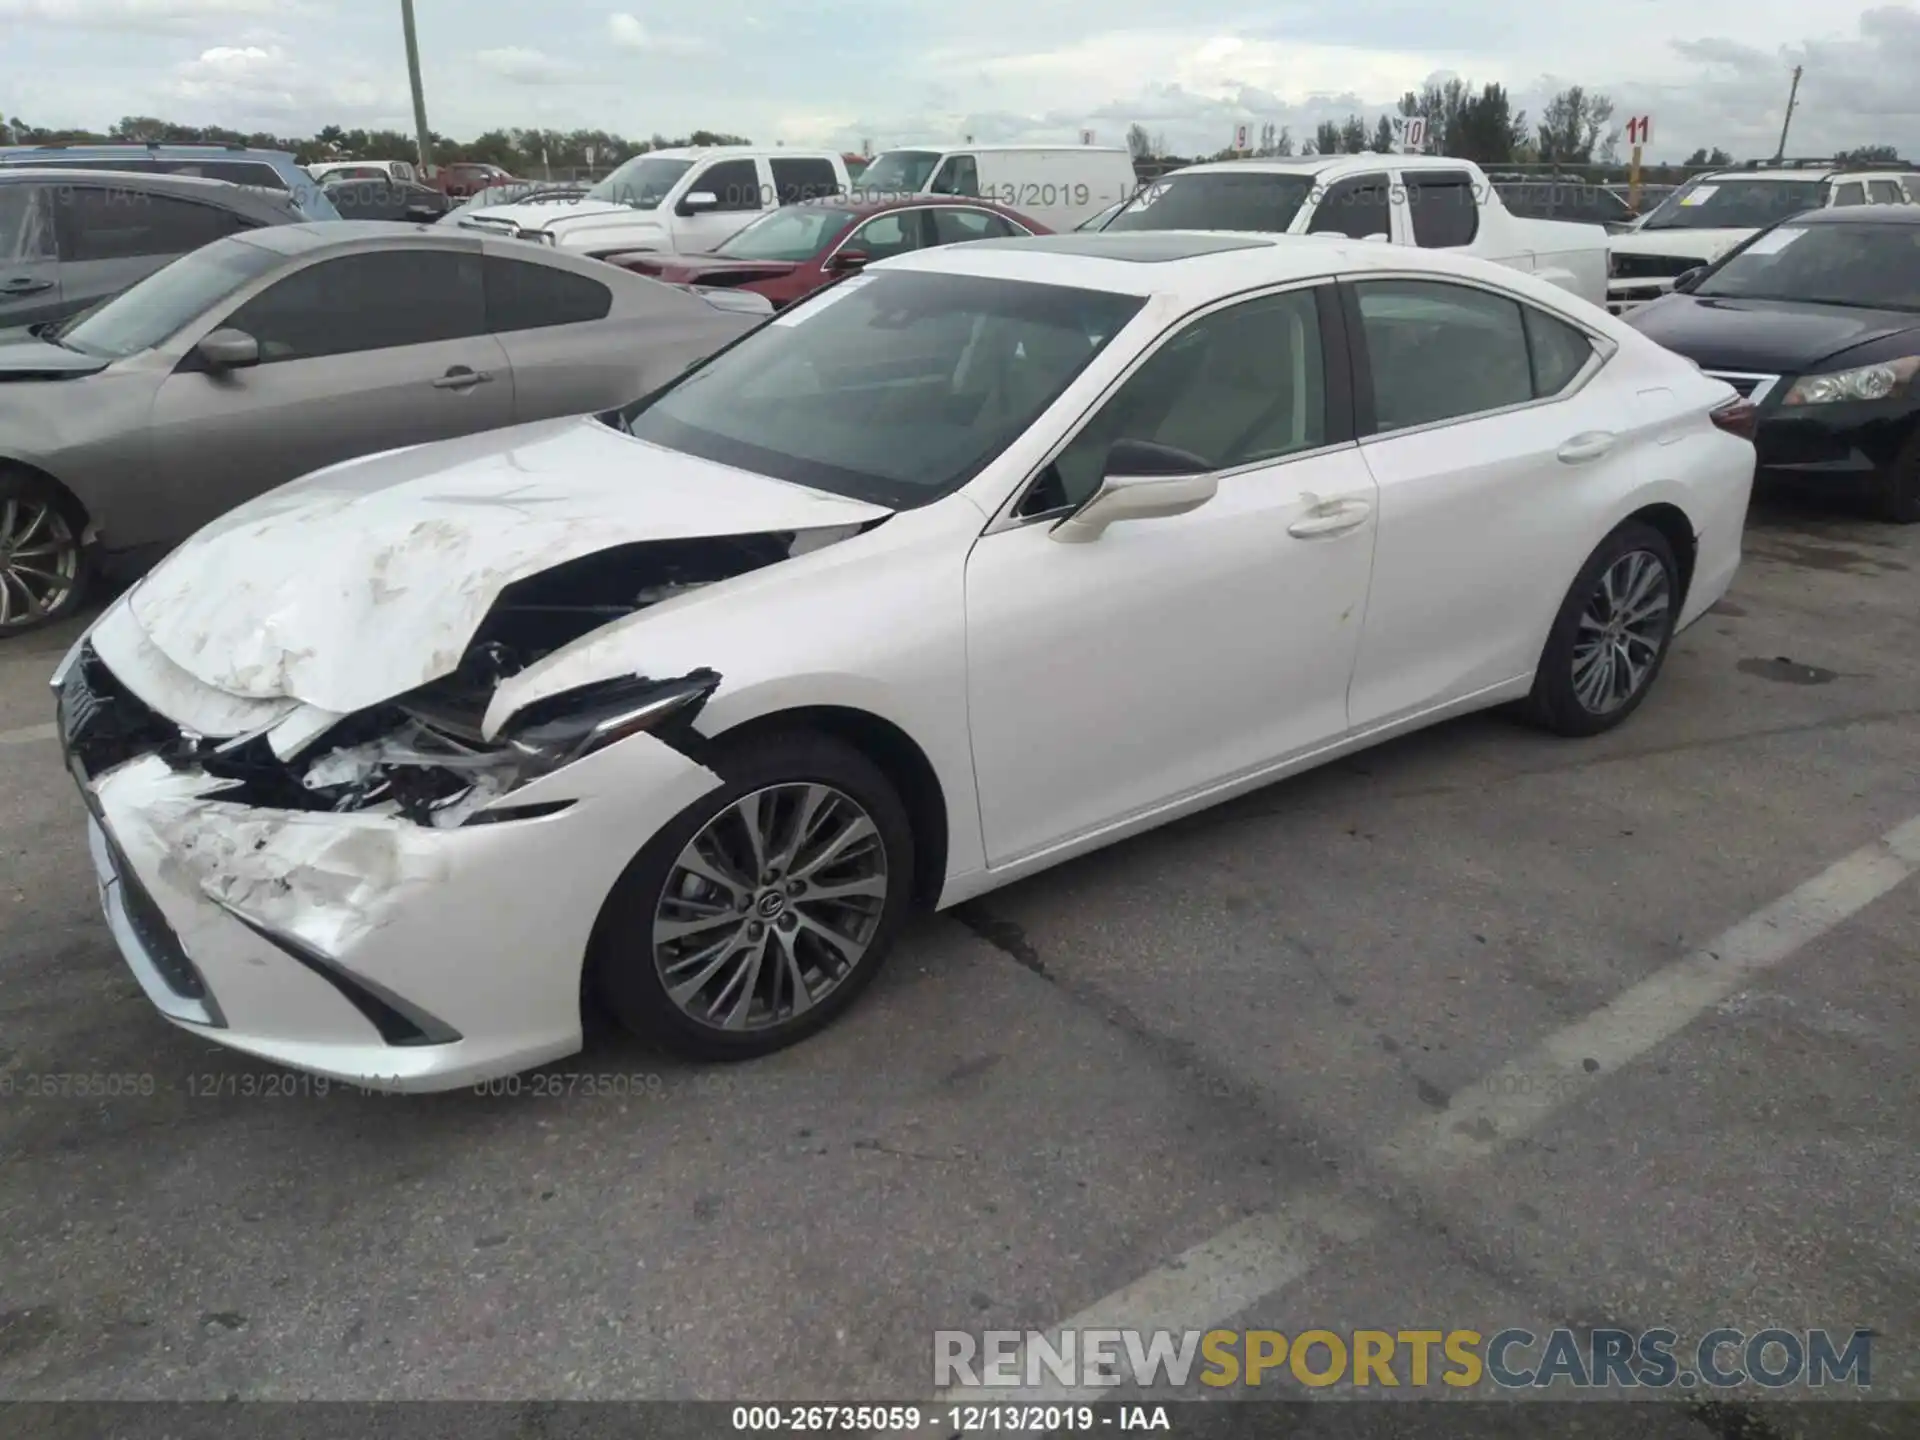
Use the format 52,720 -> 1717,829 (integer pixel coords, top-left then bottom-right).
0,168 -> 305,330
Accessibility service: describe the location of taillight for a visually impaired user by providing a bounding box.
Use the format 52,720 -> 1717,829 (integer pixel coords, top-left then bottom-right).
1710,397 -> 1757,440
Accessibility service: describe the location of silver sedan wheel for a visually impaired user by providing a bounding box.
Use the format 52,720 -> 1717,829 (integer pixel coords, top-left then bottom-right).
0,495 -> 80,632
652,783 -> 889,1032
1572,548 -> 1671,715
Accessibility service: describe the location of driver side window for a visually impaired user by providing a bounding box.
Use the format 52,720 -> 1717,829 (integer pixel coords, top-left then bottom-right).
929,155 -> 979,197
1018,287 -> 1329,517
845,210 -> 928,261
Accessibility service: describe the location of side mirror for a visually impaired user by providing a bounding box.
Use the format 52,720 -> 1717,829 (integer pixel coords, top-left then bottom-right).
1049,439 -> 1217,544
678,190 -> 719,214
404,204 -> 442,223
1672,266 -> 1706,294
829,248 -> 871,272
193,328 -> 260,372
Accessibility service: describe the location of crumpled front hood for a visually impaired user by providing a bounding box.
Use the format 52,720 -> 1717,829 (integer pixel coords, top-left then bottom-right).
126,416 -> 890,716
460,198 -> 631,230
1612,227 -> 1752,262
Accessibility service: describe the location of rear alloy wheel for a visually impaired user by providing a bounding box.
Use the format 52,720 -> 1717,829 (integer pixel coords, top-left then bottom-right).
1522,521 -> 1680,737
0,472 -> 88,636
592,730 -> 915,1059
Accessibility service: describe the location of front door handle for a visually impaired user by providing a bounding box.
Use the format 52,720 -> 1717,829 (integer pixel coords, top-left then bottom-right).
1557,430 -> 1617,463
1,277 -> 53,295
433,366 -> 492,390
1288,495 -> 1373,539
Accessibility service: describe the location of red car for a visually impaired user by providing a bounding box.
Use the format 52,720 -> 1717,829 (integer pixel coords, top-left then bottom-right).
434,162 -> 519,198
604,196 -> 1047,310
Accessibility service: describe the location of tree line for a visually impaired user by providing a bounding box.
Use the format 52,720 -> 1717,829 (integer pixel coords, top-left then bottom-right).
1126,85 -> 1906,180
0,115 -> 755,175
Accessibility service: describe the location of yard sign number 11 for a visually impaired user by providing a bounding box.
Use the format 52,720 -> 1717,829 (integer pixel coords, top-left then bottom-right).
1626,114 -> 1653,211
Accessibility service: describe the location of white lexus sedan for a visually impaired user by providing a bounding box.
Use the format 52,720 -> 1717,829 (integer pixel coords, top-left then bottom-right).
54,231 -> 1756,1090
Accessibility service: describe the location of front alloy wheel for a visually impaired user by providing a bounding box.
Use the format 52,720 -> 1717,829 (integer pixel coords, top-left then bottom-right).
0,484 -> 84,635
593,729 -> 915,1059
653,783 -> 889,1033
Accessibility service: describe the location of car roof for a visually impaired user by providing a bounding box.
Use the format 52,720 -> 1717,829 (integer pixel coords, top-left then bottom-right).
228,221 -> 470,257
0,142 -> 298,161
876,228 -> 1550,301
1779,203 -> 1920,226
1168,153 -> 1481,181
788,194 -> 1029,219
874,143 -> 1132,155
640,145 -> 842,161
0,166 -> 301,213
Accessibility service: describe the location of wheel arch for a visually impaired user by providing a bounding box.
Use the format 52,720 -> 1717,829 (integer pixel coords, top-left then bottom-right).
0,456 -> 93,540
1619,500 -> 1698,611
699,704 -> 951,909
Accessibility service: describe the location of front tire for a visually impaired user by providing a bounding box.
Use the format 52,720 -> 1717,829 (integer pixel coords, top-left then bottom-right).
1521,520 -> 1680,737
0,468 -> 90,636
591,729 -> 915,1060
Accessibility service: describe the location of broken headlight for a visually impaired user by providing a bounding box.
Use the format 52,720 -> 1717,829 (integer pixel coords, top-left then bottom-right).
298,669 -> 720,828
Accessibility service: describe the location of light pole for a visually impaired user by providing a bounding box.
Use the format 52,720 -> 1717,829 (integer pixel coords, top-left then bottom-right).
400,0 -> 434,176
1773,64 -> 1803,162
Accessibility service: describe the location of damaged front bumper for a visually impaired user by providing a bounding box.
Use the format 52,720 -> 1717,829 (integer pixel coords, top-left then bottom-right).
61,640 -> 723,1093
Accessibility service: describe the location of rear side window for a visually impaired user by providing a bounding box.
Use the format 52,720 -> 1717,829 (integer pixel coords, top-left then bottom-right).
484,254 -> 613,330
770,158 -> 839,204
1306,174 -> 1391,239
225,249 -> 486,361
156,159 -> 288,191
1867,179 -> 1903,205
1404,172 -> 1480,247
929,155 -> 979,197
0,184 -> 56,259
54,187 -> 247,261
1355,279 -> 1533,432
1833,182 -> 1865,207
1523,306 -> 1595,396
932,208 -> 1021,243
690,159 -> 763,213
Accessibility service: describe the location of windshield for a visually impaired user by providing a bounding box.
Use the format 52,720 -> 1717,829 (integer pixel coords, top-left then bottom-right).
57,237 -> 283,359
1641,178 -> 1827,231
718,206 -> 857,261
1105,172 -> 1316,234
1695,223 -> 1920,310
614,270 -> 1145,507
586,155 -> 693,209
857,150 -> 941,196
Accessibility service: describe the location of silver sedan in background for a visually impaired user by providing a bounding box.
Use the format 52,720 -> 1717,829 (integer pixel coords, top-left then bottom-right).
0,222 -> 764,633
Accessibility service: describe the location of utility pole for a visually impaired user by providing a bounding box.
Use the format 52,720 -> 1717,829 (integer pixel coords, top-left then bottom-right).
1773,64 -> 1802,162
400,0 -> 434,177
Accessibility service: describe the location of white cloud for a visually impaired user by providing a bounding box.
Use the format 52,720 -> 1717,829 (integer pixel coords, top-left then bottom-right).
605,11 -> 709,55
473,46 -> 583,84
164,43 -> 402,126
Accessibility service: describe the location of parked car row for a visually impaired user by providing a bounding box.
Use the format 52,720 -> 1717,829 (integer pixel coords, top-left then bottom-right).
50,230 -> 1756,1088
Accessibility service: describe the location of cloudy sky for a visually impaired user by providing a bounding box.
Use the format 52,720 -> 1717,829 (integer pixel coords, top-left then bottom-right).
3,0 -> 1918,161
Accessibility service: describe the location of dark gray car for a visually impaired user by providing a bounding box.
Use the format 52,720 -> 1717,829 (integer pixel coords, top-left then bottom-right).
0,222 -> 763,633
0,168 -> 307,331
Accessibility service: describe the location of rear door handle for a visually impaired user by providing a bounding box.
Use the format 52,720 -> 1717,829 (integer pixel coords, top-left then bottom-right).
1,277 -> 53,295
433,366 -> 492,390
1557,430 -> 1617,463
1287,495 -> 1373,539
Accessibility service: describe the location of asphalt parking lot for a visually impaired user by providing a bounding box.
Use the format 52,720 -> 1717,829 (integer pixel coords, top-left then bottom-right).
1,489 -> 1916,1431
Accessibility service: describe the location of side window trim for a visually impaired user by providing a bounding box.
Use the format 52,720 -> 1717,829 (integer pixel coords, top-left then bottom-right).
1340,273 -> 1615,442
984,279 -> 1357,534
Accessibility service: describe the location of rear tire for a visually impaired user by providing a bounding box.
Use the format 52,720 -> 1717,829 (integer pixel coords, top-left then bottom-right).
590,729 -> 915,1060
1521,520 -> 1680,738
1870,431 -> 1920,524
0,468 -> 91,637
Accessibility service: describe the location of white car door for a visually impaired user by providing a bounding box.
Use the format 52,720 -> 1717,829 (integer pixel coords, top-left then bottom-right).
966,283 -> 1379,867
675,157 -> 771,252
1341,275 -> 1626,729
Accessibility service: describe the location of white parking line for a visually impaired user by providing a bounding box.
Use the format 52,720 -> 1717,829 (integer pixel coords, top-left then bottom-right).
940,813 -> 1920,1416
0,721 -> 58,748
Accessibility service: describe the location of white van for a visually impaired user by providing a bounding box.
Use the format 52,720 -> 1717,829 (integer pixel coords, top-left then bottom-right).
855,145 -> 1137,231
307,158 -> 418,185
457,146 -> 852,257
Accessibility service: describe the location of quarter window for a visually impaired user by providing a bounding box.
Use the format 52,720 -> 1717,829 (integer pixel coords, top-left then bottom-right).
1404,171 -> 1480,247
483,255 -> 612,331
0,185 -> 55,260
931,208 -> 1021,244
1354,279 -> 1534,432
1306,174 -> 1391,239
1024,287 -> 1328,515
1523,305 -> 1595,396
1866,179 -> 1903,205
54,188 -> 247,262
929,155 -> 979,197
689,159 -> 763,213
225,248 -> 486,362
769,157 -> 840,204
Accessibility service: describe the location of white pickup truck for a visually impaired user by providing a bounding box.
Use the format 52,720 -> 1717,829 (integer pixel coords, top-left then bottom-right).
1105,154 -> 1610,309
